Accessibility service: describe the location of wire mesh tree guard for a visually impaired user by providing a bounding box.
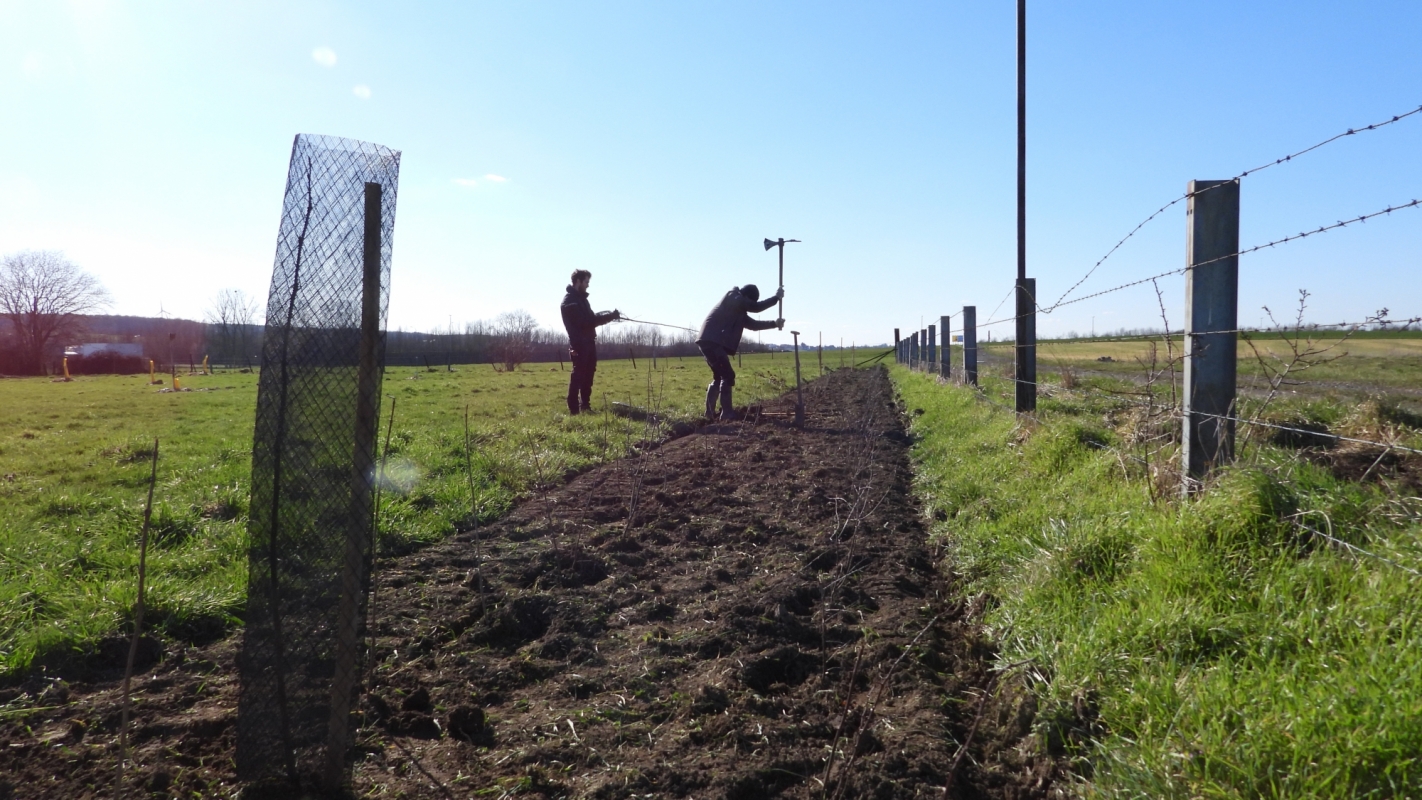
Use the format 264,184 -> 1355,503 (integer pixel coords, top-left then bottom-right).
236,133 -> 400,792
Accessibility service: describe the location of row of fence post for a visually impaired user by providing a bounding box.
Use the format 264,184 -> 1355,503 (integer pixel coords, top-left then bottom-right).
893,308 -> 979,387
891,178 -> 1240,494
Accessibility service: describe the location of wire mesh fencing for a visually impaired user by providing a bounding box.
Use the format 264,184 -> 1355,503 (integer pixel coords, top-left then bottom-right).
237,133 -> 400,791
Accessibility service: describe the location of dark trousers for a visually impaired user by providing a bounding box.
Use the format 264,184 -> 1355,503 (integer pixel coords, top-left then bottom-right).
699,342 -> 736,389
699,341 -> 736,415
568,342 -> 598,412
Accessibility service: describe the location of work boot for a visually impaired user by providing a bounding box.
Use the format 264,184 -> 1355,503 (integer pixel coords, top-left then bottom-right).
718,386 -> 736,421
705,384 -> 718,419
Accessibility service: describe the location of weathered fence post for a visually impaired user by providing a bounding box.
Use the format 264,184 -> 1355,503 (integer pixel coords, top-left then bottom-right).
894,328 -> 901,364
939,315 -> 951,379
791,330 -> 805,426
963,305 -> 977,386
1015,279 -> 1036,412
920,329 -> 927,371
324,182 -> 384,787
1182,179 -> 1240,492
927,325 -> 936,375
911,331 -> 919,370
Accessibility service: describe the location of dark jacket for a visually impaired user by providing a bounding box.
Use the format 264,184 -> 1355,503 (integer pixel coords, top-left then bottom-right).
561,285 -> 617,348
696,287 -> 779,355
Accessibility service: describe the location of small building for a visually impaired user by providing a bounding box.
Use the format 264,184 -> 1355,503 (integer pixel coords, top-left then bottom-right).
64,343 -> 144,358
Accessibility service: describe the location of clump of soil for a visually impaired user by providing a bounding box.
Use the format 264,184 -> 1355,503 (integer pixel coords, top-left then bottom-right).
0,367 -> 1062,799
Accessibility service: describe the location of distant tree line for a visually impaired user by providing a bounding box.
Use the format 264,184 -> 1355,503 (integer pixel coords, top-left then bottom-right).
387,310 -> 772,371
2,248 -> 783,376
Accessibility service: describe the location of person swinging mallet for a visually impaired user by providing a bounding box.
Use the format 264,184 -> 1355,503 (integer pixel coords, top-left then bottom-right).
695,284 -> 784,420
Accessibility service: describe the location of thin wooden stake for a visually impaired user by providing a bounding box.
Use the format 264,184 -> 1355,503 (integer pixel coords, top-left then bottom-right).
463,406 -> 486,607
119,437 -> 159,793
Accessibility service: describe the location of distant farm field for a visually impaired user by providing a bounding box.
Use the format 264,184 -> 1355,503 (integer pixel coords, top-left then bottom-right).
963,335 -> 1422,394
0,351 -> 814,679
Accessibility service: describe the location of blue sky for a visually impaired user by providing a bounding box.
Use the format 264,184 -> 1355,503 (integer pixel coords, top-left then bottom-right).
2,1 -> 1418,346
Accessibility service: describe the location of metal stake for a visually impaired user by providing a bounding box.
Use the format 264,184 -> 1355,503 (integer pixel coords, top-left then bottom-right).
791,330 -> 804,426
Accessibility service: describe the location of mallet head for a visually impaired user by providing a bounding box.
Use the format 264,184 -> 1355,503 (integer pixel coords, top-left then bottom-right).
763,238 -> 800,250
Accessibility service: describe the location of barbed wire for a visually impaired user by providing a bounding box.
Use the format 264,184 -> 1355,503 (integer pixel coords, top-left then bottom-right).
986,286 -> 1016,323
1293,520 -> 1421,577
897,360 -> 1422,457
972,198 -> 1422,331
1193,411 -> 1422,458
1049,103 -> 1422,310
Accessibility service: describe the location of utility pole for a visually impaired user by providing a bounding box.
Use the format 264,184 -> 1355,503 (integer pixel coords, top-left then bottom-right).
1013,0 -> 1036,413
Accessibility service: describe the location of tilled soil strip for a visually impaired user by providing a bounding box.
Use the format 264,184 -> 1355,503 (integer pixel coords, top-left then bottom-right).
0,367 -> 1058,799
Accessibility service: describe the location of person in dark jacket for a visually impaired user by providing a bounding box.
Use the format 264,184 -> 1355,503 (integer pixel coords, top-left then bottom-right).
560,269 -> 620,414
696,284 -> 784,420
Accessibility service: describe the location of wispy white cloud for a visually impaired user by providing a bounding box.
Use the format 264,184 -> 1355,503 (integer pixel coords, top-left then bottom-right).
311,47 -> 337,67
352,84 -> 371,100
483,174 -> 508,183
452,178 -> 479,187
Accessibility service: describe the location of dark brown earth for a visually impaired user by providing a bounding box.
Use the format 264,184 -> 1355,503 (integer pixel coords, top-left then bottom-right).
0,367 -> 1062,799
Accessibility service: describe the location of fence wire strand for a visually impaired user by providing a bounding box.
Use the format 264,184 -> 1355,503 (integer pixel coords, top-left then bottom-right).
972,198 -> 1422,331
1049,103 -> 1422,310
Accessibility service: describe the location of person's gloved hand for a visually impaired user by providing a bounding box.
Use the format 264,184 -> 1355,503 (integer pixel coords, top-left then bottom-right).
776,318 -> 785,330
613,309 -> 622,320
774,288 -> 785,300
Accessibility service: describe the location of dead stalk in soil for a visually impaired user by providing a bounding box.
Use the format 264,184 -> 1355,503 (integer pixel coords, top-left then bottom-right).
826,616 -> 940,800
944,673 -> 998,794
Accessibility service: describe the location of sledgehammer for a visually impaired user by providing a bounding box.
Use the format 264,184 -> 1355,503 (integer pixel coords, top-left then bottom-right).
763,237 -> 800,320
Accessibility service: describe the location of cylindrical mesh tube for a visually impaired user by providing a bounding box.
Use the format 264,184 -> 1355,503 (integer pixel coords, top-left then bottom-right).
237,134 -> 400,791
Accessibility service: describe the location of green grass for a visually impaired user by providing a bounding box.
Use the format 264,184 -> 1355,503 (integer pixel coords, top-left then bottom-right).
0,352 -> 814,679
893,365 -> 1422,798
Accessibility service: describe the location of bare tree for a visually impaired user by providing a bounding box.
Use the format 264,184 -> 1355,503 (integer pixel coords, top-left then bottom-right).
492,310 -> 539,371
0,250 -> 111,374
204,288 -> 262,365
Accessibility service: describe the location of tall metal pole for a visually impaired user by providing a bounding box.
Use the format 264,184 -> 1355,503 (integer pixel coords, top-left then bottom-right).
1013,0 -> 1036,413
1017,0 -> 1026,284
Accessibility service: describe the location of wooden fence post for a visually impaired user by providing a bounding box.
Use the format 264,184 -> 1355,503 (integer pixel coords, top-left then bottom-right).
1182,179 -> 1240,492
939,315 -> 951,379
927,325 -> 936,375
1014,278 -> 1036,412
962,306 -> 977,386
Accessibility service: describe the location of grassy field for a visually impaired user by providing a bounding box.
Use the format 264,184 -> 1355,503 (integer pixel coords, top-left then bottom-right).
0,351 -> 813,679
894,363 -> 1422,798
958,335 -> 1422,394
